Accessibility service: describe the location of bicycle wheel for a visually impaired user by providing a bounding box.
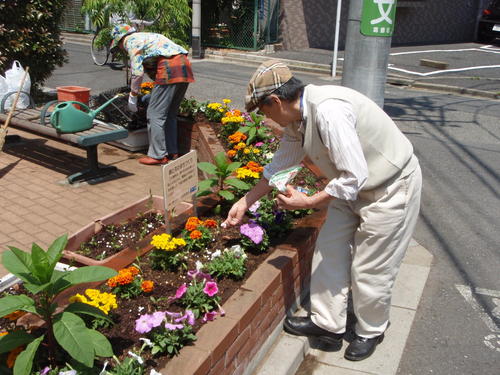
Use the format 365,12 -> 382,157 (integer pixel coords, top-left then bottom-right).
91,33 -> 109,66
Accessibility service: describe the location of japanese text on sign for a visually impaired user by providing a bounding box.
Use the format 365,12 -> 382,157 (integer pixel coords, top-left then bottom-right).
162,150 -> 198,213
361,0 -> 397,37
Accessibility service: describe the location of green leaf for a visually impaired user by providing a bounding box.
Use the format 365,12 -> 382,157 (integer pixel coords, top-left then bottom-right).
226,162 -> 242,173
0,330 -> 34,354
218,190 -> 235,201
0,295 -> 36,317
238,126 -> 250,134
53,312 -> 95,368
46,234 -> 67,268
247,127 -> 257,144
65,302 -> 113,324
195,190 -> 212,198
13,335 -> 44,375
197,162 -> 217,175
197,178 -> 217,192
63,266 -> 117,286
31,244 -> 51,284
2,248 -> 38,285
225,178 -> 250,190
87,329 -> 113,358
214,151 -> 228,170
23,281 -> 52,295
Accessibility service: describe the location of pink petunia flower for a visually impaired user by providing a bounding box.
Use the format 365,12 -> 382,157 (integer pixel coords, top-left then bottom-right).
254,142 -> 264,147
149,311 -> 166,328
203,281 -> 219,297
202,311 -> 218,323
135,314 -> 152,334
175,283 -> 187,299
175,309 -> 196,326
165,322 -> 184,330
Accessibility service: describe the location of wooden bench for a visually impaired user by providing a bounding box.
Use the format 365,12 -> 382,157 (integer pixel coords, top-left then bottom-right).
0,107 -> 128,183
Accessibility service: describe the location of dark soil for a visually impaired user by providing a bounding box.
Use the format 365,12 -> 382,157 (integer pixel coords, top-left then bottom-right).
74,212 -> 165,260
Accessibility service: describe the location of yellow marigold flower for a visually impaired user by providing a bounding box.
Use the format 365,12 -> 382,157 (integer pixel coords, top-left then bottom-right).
207,102 -> 222,110
253,148 -> 261,154
68,293 -> 88,304
243,148 -> 251,154
223,98 -> 231,104
234,142 -> 246,150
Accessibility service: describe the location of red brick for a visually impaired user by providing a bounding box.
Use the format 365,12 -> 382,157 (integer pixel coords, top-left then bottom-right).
226,324 -> 251,367
195,316 -> 239,365
158,346 -> 211,375
223,286 -> 261,332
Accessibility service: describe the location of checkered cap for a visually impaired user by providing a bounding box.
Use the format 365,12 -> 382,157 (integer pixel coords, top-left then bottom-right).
245,60 -> 293,112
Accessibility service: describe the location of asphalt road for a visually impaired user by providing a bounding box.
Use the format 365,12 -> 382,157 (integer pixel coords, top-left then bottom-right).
46,44 -> 500,374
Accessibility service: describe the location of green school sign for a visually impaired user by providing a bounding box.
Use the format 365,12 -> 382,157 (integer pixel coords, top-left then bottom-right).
361,0 -> 397,37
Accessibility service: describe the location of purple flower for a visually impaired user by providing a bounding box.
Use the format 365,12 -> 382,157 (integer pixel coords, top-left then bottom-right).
169,283 -> 187,302
165,322 -> 184,330
202,311 -> 218,323
175,309 -> 196,326
248,200 -> 261,213
203,281 -> 219,297
165,311 -> 182,318
240,223 -> 265,244
187,269 -> 213,282
135,314 -> 153,334
41,367 -> 51,375
149,311 -> 166,328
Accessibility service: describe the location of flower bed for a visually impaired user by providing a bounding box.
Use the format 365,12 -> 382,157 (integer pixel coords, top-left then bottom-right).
0,97 -> 327,375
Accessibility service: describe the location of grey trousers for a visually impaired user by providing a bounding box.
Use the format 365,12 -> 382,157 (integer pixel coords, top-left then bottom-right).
146,82 -> 189,159
310,160 -> 422,338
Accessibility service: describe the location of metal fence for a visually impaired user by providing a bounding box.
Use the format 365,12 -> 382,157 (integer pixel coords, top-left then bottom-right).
201,0 -> 280,51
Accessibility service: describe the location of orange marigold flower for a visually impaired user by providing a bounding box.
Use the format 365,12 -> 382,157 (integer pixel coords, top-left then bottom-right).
116,272 -> 134,285
127,266 -> 140,277
107,278 -> 118,288
190,230 -> 202,239
141,280 -> 154,293
3,310 -> 26,321
185,216 -> 202,231
228,131 -> 247,144
227,150 -> 237,158
246,161 -> 264,173
0,332 -> 8,337
7,346 -> 23,368
203,219 -> 217,228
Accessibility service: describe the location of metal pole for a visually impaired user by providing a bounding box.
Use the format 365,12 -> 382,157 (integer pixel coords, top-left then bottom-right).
332,0 -> 342,77
192,0 -> 202,58
341,0 -> 394,107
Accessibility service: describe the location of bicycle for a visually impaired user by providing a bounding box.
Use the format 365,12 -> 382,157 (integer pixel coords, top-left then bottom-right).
90,19 -> 155,66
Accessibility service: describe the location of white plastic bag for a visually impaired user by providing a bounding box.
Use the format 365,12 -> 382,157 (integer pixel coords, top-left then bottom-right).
4,60 -> 31,110
0,75 -> 7,112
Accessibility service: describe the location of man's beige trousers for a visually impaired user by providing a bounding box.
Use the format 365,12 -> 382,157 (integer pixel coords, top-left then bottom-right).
310,163 -> 422,338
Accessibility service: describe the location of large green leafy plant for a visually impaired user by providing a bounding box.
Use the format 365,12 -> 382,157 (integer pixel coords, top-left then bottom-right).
197,151 -> 250,203
0,235 -> 118,374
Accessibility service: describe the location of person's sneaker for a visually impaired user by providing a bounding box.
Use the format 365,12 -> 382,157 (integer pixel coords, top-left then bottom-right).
344,333 -> 384,361
138,156 -> 169,165
283,316 -> 343,346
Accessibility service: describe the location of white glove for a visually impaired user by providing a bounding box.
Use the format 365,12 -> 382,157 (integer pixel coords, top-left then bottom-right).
127,93 -> 138,112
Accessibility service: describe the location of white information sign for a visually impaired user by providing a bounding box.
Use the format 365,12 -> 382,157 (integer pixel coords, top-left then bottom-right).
162,150 -> 198,215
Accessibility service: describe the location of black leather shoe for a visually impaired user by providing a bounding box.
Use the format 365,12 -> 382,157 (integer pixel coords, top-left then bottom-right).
344,333 -> 384,361
283,316 -> 343,346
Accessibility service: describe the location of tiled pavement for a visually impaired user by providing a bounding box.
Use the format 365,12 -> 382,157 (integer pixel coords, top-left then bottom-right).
0,127 -> 162,277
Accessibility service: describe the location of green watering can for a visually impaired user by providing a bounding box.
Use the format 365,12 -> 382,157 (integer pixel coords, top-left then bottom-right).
50,93 -> 126,133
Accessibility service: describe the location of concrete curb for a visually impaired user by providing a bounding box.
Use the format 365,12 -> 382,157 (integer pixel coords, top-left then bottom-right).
252,239 -> 433,375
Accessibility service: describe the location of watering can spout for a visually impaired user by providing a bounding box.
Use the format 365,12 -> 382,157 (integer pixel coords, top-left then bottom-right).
90,93 -> 127,117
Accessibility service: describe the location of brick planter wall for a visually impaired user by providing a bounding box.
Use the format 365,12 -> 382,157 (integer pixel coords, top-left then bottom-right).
159,119 -> 326,375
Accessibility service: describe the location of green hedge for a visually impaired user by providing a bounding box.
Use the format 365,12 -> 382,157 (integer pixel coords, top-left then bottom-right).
0,0 -> 67,90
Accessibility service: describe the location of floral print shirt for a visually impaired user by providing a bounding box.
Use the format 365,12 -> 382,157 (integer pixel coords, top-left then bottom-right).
123,32 -> 188,77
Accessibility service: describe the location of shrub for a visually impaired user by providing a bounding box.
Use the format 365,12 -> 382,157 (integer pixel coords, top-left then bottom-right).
0,0 -> 67,91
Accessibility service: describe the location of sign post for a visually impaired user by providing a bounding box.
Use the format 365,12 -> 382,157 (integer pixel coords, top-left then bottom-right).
161,150 -> 198,233
341,0 -> 398,107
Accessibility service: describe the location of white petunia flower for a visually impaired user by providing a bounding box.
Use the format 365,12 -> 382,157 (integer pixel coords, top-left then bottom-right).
150,370 -> 162,375
140,338 -> 153,347
195,260 -> 204,270
128,351 -> 144,364
211,249 -> 222,259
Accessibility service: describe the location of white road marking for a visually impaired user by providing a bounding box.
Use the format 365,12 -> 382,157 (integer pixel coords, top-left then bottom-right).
456,284 -> 500,352
388,45 -> 500,76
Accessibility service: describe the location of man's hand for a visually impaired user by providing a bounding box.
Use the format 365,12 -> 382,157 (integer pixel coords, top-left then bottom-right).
127,93 -> 138,112
222,199 -> 248,228
276,185 -> 311,210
